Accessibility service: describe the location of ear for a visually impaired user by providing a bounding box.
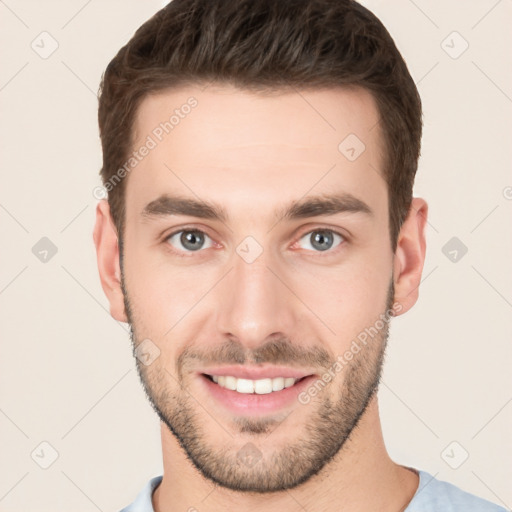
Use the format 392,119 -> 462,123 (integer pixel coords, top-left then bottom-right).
392,197 -> 428,316
92,200 -> 128,323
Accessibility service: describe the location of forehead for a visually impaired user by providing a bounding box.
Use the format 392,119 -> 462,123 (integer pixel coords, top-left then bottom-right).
125,84 -> 386,224
133,84 -> 382,155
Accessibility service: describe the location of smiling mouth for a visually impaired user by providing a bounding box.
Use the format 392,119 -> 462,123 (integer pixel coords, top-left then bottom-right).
202,373 -> 309,394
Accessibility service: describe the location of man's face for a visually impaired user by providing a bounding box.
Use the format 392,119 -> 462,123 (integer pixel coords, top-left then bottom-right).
120,84 -> 396,492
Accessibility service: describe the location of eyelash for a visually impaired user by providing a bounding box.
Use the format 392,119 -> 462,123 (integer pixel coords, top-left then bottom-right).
163,226 -> 347,258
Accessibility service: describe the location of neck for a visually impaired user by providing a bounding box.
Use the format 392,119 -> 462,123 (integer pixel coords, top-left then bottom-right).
153,396 -> 419,512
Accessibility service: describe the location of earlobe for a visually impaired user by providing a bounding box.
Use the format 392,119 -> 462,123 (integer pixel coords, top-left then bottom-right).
392,197 -> 428,316
93,200 -> 128,323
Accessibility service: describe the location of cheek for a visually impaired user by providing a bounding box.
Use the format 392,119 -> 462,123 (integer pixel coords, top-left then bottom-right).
298,276 -> 388,344
122,245 -> 215,337
287,248 -> 392,346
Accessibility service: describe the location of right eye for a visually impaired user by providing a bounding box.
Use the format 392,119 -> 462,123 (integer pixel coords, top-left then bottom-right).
164,229 -> 215,254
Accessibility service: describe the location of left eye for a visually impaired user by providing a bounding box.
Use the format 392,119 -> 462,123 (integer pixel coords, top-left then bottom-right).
165,229 -> 214,252
297,229 -> 344,252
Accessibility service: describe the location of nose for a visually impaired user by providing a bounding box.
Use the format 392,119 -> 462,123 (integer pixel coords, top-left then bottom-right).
215,247 -> 298,350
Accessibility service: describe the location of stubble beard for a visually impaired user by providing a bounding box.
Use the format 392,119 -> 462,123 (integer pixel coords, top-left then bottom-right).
122,274 -> 394,493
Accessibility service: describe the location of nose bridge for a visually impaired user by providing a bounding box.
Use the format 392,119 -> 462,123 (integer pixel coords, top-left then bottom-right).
215,245 -> 295,347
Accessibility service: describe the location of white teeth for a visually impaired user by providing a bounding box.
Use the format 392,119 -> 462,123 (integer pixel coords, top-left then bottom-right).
284,377 -> 296,388
272,377 -> 285,391
224,375 -> 237,391
254,378 -> 272,394
209,375 -> 300,394
236,378 -> 254,393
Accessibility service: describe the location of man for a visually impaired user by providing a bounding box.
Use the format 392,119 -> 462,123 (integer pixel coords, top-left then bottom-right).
93,1 -> 507,511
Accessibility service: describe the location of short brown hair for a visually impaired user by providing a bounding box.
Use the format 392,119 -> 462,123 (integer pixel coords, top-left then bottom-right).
98,0 -> 422,252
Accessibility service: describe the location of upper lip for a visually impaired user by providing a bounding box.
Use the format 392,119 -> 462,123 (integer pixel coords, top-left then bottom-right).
199,365 -> 315,380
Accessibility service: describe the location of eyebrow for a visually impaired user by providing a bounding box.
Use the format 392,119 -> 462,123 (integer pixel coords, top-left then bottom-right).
140,192 -> 373,224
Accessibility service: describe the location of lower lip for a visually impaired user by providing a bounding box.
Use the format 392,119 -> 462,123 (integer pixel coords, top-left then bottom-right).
199,373 -> 316,415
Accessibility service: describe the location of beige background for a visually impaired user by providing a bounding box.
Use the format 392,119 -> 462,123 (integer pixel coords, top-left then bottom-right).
1,0 -> 511,510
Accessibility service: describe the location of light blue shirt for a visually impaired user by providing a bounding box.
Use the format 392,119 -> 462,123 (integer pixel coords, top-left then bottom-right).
119,469 -> 508,511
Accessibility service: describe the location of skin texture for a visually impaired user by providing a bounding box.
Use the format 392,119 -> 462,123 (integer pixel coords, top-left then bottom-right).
94,84 -> 428,511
